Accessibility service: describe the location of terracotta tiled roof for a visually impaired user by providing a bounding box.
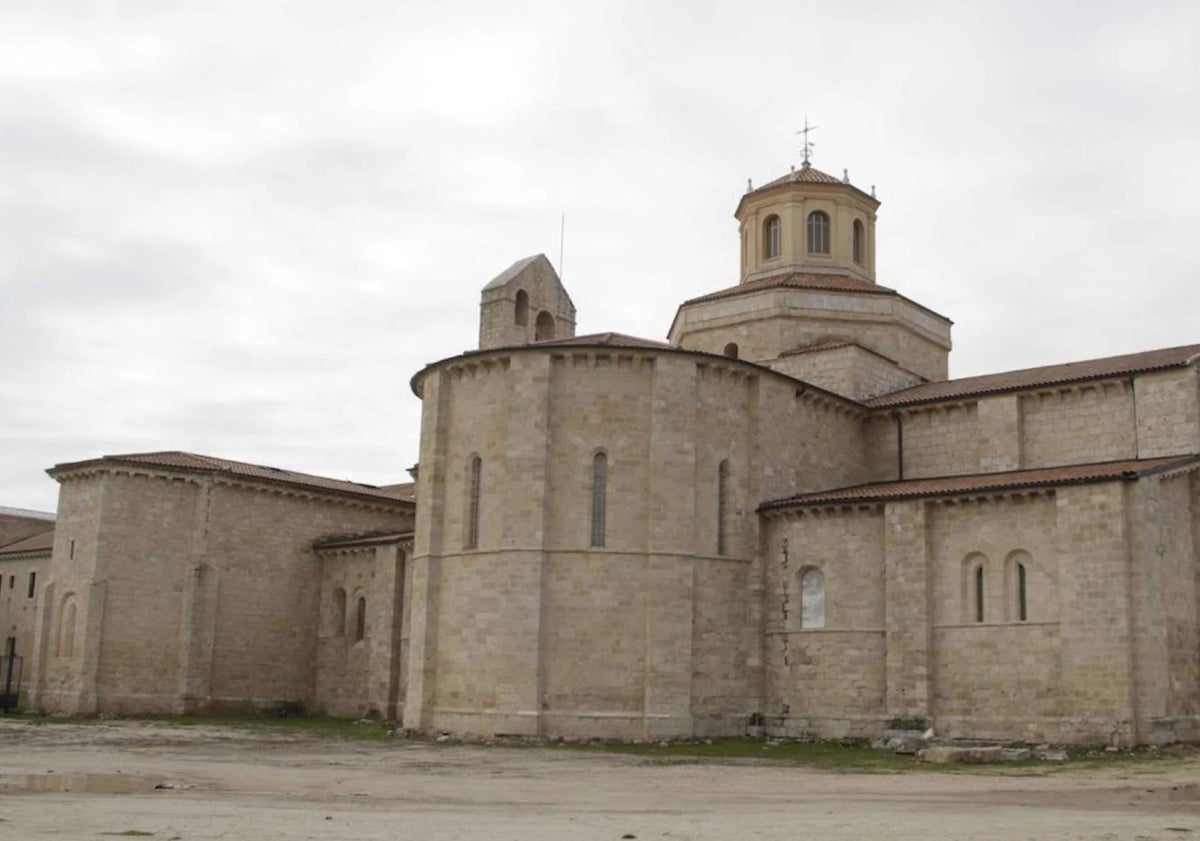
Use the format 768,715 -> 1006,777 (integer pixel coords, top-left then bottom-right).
313,530 -> 414,550
739,163 -> 878,208
0,506 -> 54,521
683,272 -> 891,306
48,452 -> 415,505
761,455 -> 1200,511
534,332 -> 674,350
782,337 -> 855,355
869,344 -> 1200,408
777,337 -> 907,369
0,529 -> 54,556
754,164 -> 845,190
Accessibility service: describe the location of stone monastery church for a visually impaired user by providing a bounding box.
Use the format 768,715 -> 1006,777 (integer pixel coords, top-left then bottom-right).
3,157 -> 1200,747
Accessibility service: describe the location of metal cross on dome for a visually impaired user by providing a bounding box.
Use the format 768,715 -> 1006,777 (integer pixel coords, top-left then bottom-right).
796,117 -> 818,166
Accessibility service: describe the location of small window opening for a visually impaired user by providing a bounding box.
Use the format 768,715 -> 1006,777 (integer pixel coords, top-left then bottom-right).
355,596 -> 366,642
7,576 -> 12,590
723,342 -> 739,359
590,453 -> 607,548
514,289 -> 529,326
763,214 -> 782,257
717,460 -> 730,556
807,210 -> 830,254
800,568 -> 825,629
534,310 -> 556,341
852,219 -> 864,264
466,455 -> 482,549
1017,562 -> 1028,622
763,215 -> 782,259
27,572 -> 36,599
974,565 -> 985,623
69,539 -> 75,559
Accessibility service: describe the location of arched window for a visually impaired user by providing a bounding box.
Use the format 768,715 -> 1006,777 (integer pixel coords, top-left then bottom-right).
535,310 -> 556,341
466,455 -> 482,549
975,566 -> 985,623
723,342 -> 739,359
717,459 -> 730,556
57,595 -> 77,657
852,219 -> 864,264
332,587 -> 347,636
1017,563 -> 1027,621
590,452 -> 607,548
963,553 -> 987,623
807,210 -> 830,254
514,290 -> 529,326
1006,550 -> 1032,622
799,567 -> 825,629
763,215 -> 782,259
355,596 -> 366,642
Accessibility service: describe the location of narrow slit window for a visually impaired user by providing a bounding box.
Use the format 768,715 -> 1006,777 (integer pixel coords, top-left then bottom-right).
355,596 -> 366,642
717,459 -> 730,556
852,219 -> 864,264
466,456 -> 482,549
1017,562 -> 1028,622
590,452 -> 607,548
800,568 -> 825,629
27,572 -> 36,599
974,565 -> 985,623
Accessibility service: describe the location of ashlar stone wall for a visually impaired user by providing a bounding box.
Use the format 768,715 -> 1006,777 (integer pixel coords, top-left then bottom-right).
31,468 -> 411,716
760,468 -> 1200,745
406,345 -> 866,739
0,549 -> 48,674
770,345 -> 925,402
869,365 -> 1199,483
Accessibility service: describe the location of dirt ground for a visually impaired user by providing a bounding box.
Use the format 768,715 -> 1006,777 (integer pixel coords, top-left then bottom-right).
2,720 -> 1199,841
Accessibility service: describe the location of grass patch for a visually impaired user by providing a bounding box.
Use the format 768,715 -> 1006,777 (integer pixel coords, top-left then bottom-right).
572,738 -> 923,772
565,738 -> 1200,774
12,712 -> 396,741
1063,743 -> 1200,769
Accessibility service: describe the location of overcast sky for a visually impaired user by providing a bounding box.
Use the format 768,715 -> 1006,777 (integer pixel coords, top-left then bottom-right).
2,0 -> 1197,513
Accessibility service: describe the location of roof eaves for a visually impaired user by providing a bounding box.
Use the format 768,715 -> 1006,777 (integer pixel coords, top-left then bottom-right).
48,455 -> 414,507
409,338 -> 868,412
759,455 -> 1200,512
